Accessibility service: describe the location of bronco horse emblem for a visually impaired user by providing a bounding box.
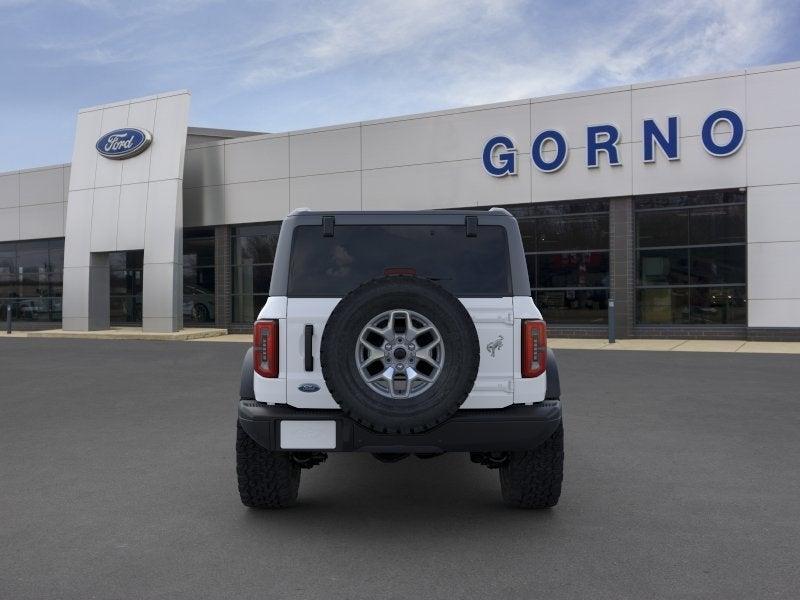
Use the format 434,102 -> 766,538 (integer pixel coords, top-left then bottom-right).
486,335 -> 504,358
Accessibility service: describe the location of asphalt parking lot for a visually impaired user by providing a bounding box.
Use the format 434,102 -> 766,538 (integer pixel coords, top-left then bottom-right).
1,338 -> 798,600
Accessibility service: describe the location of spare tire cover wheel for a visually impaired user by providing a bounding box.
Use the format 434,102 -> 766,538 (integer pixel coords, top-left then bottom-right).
320,276 -> 480,434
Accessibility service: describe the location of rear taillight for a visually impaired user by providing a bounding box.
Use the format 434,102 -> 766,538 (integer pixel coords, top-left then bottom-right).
521,319 -> 547,378
253,320 -> 279,378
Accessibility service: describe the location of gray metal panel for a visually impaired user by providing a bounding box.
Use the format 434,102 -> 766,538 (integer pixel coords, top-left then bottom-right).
362,102 -> 529,169
63,189 -> 94,268
19,167 -> 63,206
149,94 -> 190,182
143,262 -> 181,318
290,126 -> 360,177
61,266 -> 90,319
87,253 -> 110,330
184,185 -> 225,228
69,109 -> 103,191
363,158 -> 531,209
0,173 -> 19,209
116,183 -> 148,250
185,144 -> 224,188
94,104 -> 128,189
89,186 -> 120,252
19,202 -> 65,240
225,178 -> 289,224
0,207 -> 19,240
289,171 -> 361,211
225,136 -> 288,184
144,179 -> 181,264
121,99 -> 157,185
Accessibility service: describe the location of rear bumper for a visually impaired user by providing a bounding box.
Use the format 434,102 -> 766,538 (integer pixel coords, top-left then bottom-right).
238,400 -> 562,453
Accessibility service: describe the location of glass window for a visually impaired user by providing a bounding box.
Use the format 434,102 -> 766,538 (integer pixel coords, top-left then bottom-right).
534,289 -> 609,325
535,214 -> 609,252
690,286 -> 747,325
635,190 -> 746,325
0,238 -> 64,323
109,250 -> 144,325
537,252 -> 609,288
637,288 -> 690,324
506,200 -> 610,325
233,294 -> 269,324
637,210 -> 688,248
231,223 -> 281,323
183,228 -> 215,325
287,225 -> 511,298
689,204 -> 746,245
638,249 -> 689,286
0,242 -> 16,275
690,245 -> 746,285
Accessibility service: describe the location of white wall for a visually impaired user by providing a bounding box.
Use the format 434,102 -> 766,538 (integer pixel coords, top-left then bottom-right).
744,65 -> 800,327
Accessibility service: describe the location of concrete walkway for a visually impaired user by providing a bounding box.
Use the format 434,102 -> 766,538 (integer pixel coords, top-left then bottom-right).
196,334 -> 800,353
12,327 -> 227,341
548,338 -> 800,354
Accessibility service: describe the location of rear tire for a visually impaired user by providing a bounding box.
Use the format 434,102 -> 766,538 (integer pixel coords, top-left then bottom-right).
236,421 -> 301,508
499,421 -> 564,508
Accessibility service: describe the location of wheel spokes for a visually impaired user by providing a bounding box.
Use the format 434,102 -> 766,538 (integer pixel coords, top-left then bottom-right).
356,308 -> 444,400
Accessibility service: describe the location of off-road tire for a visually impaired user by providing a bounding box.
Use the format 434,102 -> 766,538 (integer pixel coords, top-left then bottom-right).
236,421 -> 301,508
499,421 -> 564,508
320,275 -> 480,435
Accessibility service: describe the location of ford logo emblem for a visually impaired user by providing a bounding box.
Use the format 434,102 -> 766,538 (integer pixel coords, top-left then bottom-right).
96,128 -> 152,160
298,383 -> 320,393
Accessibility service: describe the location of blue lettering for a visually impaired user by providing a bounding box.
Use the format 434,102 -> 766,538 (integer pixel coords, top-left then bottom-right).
531,130 -> 568,173
587,124 -> 621,168
482,136 -> 517,176
643,116 -> 679,162
702,109 -> 745,157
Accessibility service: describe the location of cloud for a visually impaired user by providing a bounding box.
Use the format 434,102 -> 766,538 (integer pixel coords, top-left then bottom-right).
388,0 -> 786,107
0,0 -> 795,171
224,0 -> 789,111
238,0 -> 511,87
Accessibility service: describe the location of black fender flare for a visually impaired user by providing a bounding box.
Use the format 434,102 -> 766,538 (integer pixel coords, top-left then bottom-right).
240,347 -> 255,400
545,348 -> 560,400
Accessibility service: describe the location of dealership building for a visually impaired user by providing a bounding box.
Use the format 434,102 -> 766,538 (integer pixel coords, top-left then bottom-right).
1,60 -> 799,339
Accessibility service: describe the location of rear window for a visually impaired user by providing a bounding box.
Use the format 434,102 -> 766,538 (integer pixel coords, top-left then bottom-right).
287,224 -> 511,297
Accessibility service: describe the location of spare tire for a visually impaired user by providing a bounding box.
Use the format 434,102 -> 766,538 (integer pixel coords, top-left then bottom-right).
320,276 -> 480,434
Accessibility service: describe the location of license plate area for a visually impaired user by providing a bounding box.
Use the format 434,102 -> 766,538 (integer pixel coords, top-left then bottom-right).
279,420 -> 337,450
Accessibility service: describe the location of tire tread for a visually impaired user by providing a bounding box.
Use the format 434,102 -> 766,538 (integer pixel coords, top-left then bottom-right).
236,422 -> 301,508
499,422 -> 564,509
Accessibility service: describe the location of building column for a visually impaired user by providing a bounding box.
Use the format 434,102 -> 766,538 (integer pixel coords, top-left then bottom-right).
609,197 -> 633,338
142,179 -> 183,333
214,225 -> 231,330
62,250 -> 111,331
87,253 -> 110,330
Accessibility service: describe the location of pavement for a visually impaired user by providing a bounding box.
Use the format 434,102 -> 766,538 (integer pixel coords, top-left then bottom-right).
1,338 -> 798,600
6,329 -> 800,353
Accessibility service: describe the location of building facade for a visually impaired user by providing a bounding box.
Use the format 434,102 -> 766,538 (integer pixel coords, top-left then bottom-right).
1,61 -> 799,339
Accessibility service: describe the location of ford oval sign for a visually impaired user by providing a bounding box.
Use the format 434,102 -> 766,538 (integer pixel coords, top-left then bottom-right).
298,383 -> 320,393
96,128 -> 152,160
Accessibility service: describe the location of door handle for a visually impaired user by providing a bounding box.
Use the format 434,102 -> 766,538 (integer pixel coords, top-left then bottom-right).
304,324 -> 314,372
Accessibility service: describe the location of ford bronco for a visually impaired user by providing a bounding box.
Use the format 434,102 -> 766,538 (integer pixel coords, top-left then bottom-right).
236,208 -> 563,508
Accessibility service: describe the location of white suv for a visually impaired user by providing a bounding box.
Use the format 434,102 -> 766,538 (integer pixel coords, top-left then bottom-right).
237,208 -> 563,508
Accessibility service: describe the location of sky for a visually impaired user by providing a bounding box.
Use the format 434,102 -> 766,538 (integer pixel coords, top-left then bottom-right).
0,0 -> 798,172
